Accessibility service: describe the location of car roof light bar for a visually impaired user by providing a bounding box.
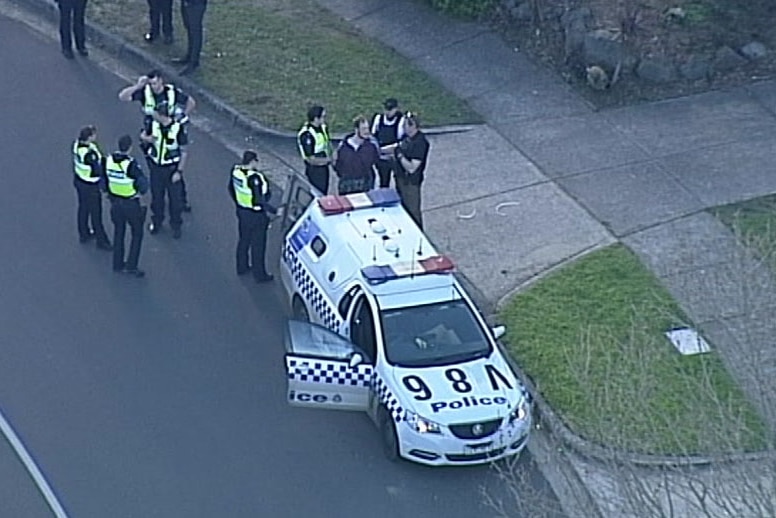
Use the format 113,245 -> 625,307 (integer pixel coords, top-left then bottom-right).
361,255 -> 455,284
318,188 -> 401,215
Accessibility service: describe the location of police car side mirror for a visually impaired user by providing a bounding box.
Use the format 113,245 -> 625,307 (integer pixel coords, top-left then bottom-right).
492,325 -> 506,341
349,353 -> 363,368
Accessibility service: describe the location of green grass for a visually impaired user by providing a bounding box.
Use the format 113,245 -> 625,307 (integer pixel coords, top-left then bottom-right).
500,244 -> 768,455
713,194 -> 776,269
88,0 -> 481,132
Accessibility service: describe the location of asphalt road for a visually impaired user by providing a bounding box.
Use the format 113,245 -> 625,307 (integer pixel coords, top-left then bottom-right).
0,13 -> 560,518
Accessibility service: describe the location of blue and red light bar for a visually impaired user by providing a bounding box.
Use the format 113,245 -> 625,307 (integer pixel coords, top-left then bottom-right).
361,255 -> 455,284
318,188 -> 401,216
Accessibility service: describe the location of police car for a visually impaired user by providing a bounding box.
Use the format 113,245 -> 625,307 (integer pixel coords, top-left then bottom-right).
278,180 -> 532,466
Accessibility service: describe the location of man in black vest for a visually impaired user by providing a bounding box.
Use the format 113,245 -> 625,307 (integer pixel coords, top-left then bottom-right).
371,98 -> 405,189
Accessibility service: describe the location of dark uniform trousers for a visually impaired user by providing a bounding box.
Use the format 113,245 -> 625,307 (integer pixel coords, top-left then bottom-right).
376,159 -> 394,189
149,162 -> 184,229
236,207 -> 270,280
181,0 -> 207,66
111,198 -> 146,271
395,177 -> 423,230
305,164 -> 330,196
74,178 -> 109,243
57,0 -> 87,52
146,0 -> 173,39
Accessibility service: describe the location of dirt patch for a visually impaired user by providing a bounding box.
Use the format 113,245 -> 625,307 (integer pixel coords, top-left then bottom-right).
491,0 -> 776,108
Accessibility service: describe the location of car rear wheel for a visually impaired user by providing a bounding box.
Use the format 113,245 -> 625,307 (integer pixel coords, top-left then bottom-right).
292,296 -> 309,321
379,407 -> 399,462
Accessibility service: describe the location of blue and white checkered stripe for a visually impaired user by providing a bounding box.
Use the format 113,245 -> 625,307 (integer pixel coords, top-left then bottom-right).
373,375 -> 404,423
287,357 -> 373,386
283,243 -> 342,332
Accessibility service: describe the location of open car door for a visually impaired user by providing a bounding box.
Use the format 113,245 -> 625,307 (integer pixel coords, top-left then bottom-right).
284,320 -> 372,411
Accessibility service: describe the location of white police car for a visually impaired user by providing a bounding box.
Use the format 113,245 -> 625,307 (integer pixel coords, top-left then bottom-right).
278,180 -> 532,465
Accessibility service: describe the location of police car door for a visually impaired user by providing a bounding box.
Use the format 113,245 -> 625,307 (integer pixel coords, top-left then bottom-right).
284,319 -> 371,411
280,172 -> 315,235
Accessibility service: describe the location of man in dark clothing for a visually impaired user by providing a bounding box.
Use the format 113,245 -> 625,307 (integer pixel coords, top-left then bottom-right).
56,0 -> 88,59
297,105 -> 334,195
140,109 -> 189,239
72,125 -> 111,250
334,116 -> 380,195
144,0 -> 174,44
394,113 -> 430,229
371,98 -> 405,188
103,135 -> 149,278
228,150 -> 275,283
174,0 -> 208,75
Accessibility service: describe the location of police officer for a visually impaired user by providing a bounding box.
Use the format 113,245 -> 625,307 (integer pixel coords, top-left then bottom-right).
103,135 -> 149,278
118,70 -> 196,212
174,0 -> 208,75
228,150 -> 274,283
144,0 -> 174,44
297,105 -> 335,195
55,0 -> 88,59
140,108 -> 188,239
72,125 -> 111,250
394,112 -> 430,230
371,98 -> 405,188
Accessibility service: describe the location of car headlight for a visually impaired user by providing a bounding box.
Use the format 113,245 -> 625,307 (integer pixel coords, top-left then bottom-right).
405,411 -> 442,434
509,397 -> 530,424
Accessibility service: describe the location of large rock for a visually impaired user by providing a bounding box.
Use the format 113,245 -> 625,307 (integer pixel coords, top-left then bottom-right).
713,45 -> 747,71
679,56 -> 712,81
561,8 -> 592,59
582,29 -> 637,71
636,57 -> 678,83
511,2 -> 534,22
740,41 -> 768,60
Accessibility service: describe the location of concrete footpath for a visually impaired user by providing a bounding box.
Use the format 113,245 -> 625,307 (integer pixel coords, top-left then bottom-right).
317,1 -> 776,517
8,0 -> 776,515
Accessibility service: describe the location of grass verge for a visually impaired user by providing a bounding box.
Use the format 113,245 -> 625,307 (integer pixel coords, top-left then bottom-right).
713,194 -> 776,268
500,244 -> 768,455
87,0 -> 480,132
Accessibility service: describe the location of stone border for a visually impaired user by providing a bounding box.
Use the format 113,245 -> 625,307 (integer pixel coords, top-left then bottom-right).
14,0 -> 473,143
493,252 -> 776,470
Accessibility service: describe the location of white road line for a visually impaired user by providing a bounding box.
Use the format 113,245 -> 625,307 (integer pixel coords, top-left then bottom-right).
0,407 -> 70,518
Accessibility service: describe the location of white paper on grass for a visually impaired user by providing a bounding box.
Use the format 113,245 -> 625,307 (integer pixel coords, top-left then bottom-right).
665,327 -> 711,355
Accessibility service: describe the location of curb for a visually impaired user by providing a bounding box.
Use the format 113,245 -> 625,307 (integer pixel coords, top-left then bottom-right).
500,346 -> 775,470
14,0 -> 475,143
493,286 -> 776,471
14,0 -> 299,139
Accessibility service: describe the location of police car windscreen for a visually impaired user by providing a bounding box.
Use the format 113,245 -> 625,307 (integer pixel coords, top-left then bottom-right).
380,300 -> 493,367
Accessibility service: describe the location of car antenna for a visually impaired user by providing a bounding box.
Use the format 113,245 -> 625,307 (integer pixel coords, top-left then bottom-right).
417,237 -> 423,256
372,244 -> 377,262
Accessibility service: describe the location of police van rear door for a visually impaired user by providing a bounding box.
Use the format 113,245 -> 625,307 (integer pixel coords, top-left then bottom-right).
284,319 -> 371,411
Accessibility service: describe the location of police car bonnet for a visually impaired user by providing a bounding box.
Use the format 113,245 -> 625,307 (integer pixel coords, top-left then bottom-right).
389,355 -> 522,423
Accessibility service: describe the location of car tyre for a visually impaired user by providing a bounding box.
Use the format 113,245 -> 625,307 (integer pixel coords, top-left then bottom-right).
292,296 -> 309,321
379,407 -> 399,462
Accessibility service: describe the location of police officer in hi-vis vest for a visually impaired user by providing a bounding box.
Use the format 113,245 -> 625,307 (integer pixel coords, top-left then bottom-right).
140,107 -> 189,239
228,150 -> 274,283
72,125 -> 111,250
103,135 -> 149,278
297,105 -> 335,195
118,70 -> 195,212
